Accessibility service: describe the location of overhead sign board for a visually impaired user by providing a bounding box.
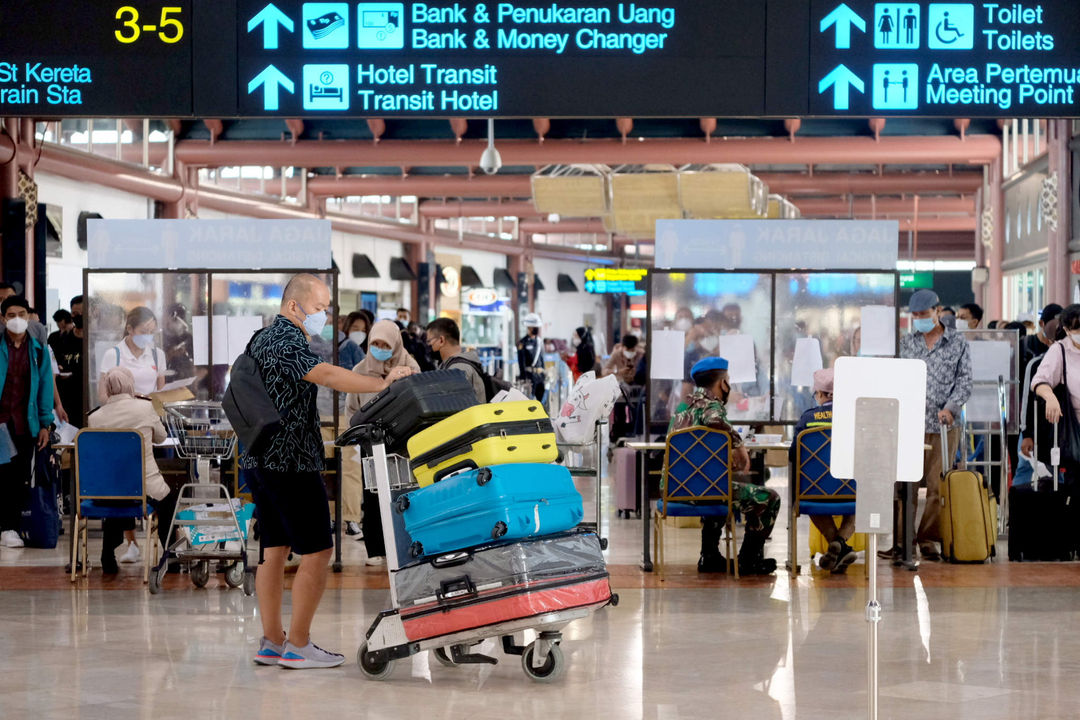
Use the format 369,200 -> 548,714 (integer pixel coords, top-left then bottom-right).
0,1 -> 193,115
235,0 -> 766,116
810,0 -> 1080,115
655,220 -> 900,270
584,267 -> 648,295
4,1 -> 1080,117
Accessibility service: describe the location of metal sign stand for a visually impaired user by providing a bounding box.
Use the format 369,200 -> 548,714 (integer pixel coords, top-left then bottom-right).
853,397 -> 901,720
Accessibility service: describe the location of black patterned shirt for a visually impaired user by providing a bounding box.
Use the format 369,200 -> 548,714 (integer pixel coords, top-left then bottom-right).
238,315 -> 323,473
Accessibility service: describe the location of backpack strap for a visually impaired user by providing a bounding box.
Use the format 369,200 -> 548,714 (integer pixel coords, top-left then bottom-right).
114,346 -> 121,367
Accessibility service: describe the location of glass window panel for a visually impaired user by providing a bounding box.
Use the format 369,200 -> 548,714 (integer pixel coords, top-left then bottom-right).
649,272 -> 773,428
773,273 -> 896,422
86,272 -> 209,409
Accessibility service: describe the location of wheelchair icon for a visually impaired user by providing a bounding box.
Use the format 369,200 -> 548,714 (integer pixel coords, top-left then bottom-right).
934,11 -> 964,44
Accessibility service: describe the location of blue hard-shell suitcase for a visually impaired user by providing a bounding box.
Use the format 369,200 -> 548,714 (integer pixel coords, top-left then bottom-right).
396,464 -> 583,558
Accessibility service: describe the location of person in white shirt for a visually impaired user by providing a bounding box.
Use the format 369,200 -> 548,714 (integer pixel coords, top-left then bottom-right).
87,367 -> 177,573
98,306 -> 167,402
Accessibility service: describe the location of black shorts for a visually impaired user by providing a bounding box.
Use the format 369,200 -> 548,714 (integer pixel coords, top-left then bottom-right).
247,467 -> 332,556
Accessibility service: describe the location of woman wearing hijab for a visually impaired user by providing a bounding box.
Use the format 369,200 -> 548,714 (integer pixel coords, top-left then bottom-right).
345,320 -> 421,565
87,367 -> 179,574
561,327 -> 596,382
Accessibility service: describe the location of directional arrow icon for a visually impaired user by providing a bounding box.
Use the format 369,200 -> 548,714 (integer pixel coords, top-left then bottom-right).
247,3 -> 294,50
248,65 -> 294,111
818,64 -> 864,110
820,3 -> 866,50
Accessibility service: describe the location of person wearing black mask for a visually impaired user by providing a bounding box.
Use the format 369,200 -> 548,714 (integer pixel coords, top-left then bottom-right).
517,313 -> 545,400
562,327 -> 596,382
53,311 -> 85,427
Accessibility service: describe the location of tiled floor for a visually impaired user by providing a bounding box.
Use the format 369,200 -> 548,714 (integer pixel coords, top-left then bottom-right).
3,469 -> 1080,718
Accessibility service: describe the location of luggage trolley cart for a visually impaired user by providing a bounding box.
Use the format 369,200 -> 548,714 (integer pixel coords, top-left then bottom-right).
339,424 -> 616,682
558,420 -> 610,550
149,401 -> 254,595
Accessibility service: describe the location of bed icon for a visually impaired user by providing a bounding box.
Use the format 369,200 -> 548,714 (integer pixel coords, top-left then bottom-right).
303,64 -> 349,111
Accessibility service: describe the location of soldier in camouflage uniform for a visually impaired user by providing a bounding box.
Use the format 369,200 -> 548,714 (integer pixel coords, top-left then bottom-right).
669,357 -> 780,574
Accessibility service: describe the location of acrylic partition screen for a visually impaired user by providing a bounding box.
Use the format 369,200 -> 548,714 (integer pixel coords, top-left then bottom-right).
213,272 -> 336,417
649,272 -> 774,427
959,328 -> 1020,434
773,273 -> 897,422
86,272 -> 210,407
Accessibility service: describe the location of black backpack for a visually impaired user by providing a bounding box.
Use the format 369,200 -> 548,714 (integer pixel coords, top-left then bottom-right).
444,355 -> 511,402
222,330 -> 281,456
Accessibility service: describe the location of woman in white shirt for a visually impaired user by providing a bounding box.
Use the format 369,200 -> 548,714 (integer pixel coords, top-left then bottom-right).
98,306 -> 167,401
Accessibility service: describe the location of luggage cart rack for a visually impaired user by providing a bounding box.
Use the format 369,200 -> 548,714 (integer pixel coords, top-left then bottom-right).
150,401 -> 252,595
557,420 -> 608,550
338,422 -> 617,682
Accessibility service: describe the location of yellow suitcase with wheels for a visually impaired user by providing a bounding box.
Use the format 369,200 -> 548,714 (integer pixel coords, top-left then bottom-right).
407,401 -> 558,487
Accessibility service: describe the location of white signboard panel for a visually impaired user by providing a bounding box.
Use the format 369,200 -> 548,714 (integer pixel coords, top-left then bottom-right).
88,219 -> 332,270
649,330 -> 687,380
655,220 -> 899,270
831,357 -> 927,483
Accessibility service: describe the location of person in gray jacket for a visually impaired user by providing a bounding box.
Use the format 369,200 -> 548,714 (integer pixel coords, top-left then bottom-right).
426,317 -> 488,403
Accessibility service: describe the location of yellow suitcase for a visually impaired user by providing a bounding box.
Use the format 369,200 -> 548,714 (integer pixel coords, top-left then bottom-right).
407,401 -> 558,487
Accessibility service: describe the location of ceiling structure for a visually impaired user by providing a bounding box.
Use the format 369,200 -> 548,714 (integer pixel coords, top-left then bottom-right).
46,116 -> 1011,263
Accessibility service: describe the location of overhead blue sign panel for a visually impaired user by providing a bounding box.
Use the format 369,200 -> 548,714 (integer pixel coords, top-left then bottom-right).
236,0 -> 768,116
810,0 -> 1080,115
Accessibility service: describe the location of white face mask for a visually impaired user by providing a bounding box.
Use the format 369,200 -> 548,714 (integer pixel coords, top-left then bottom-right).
674,318 -> 693,332
571,336 -> 581,348
700,336 -> 719,351
349,330 -> 367,345
132,333 -> 154,349
1070,332 -> 1080,347
623,349 -> 637,359
5,316 -> 28,335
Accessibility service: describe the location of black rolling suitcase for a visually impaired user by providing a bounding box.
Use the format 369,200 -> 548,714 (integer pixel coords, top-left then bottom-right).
1009,401 -> 1078,561
340,370 -> 478,454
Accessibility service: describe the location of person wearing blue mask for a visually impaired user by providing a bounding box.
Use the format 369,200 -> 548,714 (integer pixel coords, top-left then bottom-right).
345,318 -> 420,568
97,306 -> 167,402
893,288 -> 973,562
243,275 -> 414,670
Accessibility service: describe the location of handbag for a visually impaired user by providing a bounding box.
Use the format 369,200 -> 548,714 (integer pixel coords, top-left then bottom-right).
1051,342 -> 1080,472
19,448 -> 60,549
222,330 -> 281,456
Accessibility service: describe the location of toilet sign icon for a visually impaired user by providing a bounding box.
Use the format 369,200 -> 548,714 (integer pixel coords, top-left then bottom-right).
928,4 -> 974,49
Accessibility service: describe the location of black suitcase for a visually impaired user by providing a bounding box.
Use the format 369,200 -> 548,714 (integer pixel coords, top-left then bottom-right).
341,370 -> 478,455
1009,400 -> 1079,561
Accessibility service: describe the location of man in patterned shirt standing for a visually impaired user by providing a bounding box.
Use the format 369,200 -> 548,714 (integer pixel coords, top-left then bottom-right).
899,288 -> 973,561
243,274 -> 413,669
669,357 -> 780,575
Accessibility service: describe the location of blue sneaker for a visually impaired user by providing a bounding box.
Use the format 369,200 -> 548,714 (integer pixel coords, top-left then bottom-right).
253,637 -> 286,666
278,640 -> 346,669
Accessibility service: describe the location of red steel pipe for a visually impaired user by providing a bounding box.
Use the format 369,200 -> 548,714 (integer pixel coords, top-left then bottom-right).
176,135 -> 1002,170
794,196 -> 975,215
519,219 -> 609,234
36,144 -> 185,203
758,171 -> 982,196
418,200 -> 538,218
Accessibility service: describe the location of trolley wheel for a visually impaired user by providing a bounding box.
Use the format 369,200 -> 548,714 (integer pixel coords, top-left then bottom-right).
242,568 -> 256,596
599,537 -> 609,551
433,647 -> 457,668
225,562 -> 245,589
521,641 -> 565,683
492,521 -> 508,539
410,541 -> 424,558
394,495 -> 410,513
191,561 -> 210,588
476,468 -> 493,486
148,567 -> 163,595
357,643 -> 395,680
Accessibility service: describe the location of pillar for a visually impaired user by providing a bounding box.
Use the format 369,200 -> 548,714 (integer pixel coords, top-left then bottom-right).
1047,119 -> 1071,305
987,158 -> 1004,320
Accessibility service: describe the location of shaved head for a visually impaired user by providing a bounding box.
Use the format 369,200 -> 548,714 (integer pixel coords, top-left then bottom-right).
281,274 -> 331,333
282,274 -> 327,309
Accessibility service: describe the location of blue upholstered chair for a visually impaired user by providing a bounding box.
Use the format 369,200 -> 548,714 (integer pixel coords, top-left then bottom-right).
788,425 -> 858,578
72,429 -> 152,583
654,426 -> 738,578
